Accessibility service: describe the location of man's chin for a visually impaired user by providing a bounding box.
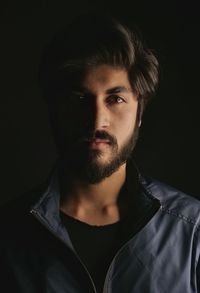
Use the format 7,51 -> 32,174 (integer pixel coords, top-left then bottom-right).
72,153 -> 124,184
78,163 -> 118,184
88,151 -> 112,164
59,126 -> 138,183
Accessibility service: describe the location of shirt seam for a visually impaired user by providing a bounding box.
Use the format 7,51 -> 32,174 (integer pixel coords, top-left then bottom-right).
160,206 -> 200,231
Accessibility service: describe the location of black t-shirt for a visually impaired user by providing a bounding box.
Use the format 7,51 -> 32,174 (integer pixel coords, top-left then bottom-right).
60,212 -> 123,292
60,163 -> 159,292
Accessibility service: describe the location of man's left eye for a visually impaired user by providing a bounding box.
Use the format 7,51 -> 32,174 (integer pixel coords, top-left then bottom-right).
108,95 -> 125,104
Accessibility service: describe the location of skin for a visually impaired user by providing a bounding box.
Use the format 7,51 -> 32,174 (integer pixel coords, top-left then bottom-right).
59,64 -> 140,225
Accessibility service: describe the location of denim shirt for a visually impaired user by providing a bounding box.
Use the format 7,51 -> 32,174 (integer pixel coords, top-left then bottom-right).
0,161 -> 200,292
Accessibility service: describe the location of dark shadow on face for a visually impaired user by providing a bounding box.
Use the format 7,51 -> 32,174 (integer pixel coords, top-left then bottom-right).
55,122 -> 140,184
48,66 -> 140,184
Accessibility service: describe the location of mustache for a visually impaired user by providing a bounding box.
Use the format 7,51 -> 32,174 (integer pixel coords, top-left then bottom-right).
79,130 -> 117,145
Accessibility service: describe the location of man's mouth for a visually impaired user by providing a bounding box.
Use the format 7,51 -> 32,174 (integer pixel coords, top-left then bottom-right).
77,130 -> 115,149
89,138 -> 110,143
87,138 -> 110,149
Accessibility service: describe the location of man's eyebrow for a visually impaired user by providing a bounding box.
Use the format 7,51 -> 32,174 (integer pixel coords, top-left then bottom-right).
106,86 -> 132,94
71,86 -> 132,95
71,86 -> 90,95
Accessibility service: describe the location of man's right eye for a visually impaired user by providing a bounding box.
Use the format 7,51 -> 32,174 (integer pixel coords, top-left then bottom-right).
79,95 -> 86,100
69,93 -> 89,105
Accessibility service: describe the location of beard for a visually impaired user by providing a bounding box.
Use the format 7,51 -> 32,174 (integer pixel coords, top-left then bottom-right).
59,123 -> 140,184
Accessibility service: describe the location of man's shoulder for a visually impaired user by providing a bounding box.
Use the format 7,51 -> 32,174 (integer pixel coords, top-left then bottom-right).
141,176 -> 200,227
0,181 -> 48,223
0,181 -> 50,250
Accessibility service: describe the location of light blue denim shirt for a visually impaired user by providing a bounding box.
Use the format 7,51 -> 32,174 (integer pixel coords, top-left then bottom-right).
0,161 -> 200,292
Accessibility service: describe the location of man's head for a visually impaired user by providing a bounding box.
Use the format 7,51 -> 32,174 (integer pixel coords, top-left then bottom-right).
39,13 -> 159,183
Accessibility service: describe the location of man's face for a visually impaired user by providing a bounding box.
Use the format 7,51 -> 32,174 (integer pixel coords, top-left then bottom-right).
51,64 -> 140,183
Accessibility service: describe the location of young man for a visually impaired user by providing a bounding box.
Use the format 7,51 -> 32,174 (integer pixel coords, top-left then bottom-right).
1,13 -> 199,293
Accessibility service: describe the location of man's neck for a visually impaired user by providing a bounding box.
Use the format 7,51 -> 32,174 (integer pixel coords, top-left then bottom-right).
59,163 -> 127,225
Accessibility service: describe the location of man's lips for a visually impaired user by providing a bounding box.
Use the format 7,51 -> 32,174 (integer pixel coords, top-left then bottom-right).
86,138 -> 110,149
82,138 -> 110,143
90,139 -> 110,143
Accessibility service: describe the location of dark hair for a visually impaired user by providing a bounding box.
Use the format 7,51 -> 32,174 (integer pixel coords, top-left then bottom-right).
39,13 -> 159,117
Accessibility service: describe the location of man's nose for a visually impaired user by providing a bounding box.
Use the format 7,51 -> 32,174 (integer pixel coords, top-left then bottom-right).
89,100 -> 110,130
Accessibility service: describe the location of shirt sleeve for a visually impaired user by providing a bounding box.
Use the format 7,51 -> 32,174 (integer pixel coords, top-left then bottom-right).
196,226 -> 200,292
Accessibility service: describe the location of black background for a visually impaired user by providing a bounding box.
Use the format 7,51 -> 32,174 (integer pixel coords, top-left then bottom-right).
1,0 -> 200,205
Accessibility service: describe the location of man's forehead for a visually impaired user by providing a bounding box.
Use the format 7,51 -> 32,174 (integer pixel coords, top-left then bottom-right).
69,64 -> 133,94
